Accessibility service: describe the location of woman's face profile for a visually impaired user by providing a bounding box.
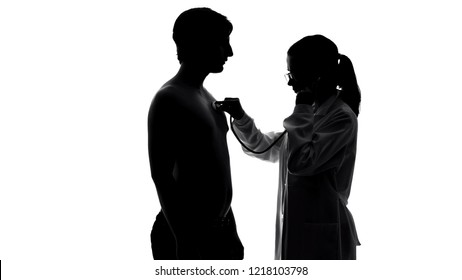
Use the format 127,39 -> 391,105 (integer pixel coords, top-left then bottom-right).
286,54 -> 314,94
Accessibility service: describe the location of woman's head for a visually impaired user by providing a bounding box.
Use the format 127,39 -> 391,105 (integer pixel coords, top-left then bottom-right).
287,34 -> 338,83
287,34 -> 361,116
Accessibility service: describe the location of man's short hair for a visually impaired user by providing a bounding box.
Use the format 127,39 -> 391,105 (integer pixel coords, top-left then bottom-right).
173,7 -> 233,63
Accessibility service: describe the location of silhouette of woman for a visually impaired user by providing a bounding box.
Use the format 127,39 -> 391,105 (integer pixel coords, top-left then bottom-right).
223,34 -> 361,259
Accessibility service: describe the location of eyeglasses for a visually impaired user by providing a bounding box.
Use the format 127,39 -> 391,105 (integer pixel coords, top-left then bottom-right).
284,72 -> 295,82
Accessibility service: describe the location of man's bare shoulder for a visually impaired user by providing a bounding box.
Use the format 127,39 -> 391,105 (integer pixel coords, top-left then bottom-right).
155,79 -> 196,104
154,84 -> 182,103
149,82 -> 191,120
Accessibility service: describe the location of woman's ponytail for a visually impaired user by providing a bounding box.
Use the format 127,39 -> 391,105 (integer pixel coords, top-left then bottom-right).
337,54 -> 361,116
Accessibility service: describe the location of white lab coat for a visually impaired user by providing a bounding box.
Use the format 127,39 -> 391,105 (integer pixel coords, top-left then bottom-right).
233,95 -> 360,259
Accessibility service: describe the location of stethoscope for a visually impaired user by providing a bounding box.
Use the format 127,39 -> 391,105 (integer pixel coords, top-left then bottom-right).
212,101 -> 287,154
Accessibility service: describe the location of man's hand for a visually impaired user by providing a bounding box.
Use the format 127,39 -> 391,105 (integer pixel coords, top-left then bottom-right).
214,97 -> 245,120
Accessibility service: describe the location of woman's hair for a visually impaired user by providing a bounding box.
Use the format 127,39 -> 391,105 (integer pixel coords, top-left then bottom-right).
337,54 -> 361,116
172,8 -> 233,63
287,35 -> 361,116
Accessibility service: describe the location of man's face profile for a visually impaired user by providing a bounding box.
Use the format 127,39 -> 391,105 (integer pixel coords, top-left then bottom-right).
198,35 -> 233,74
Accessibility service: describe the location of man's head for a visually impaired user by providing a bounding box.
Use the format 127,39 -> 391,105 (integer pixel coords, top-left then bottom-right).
173,8 -> 233,72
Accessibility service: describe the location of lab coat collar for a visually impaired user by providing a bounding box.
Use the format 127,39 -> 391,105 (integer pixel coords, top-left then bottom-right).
314,95 -> 338,116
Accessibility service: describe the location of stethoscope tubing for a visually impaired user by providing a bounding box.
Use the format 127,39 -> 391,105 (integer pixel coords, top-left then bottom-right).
229,116 -> 287,154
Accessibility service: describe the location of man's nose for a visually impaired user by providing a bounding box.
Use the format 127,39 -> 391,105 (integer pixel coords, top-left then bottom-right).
227,44 -> 233,57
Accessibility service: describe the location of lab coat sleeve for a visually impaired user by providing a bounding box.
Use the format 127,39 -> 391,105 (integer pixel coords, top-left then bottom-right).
232,113 -> 283,162
283,104 -> 357,176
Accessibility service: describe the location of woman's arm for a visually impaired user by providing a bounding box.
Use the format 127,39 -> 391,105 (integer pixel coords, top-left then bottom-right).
283,104 -> 357,176
232,113 -> 284,163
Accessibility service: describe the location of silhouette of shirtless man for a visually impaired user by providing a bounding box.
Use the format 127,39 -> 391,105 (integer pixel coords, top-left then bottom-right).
148,7 -> 243,260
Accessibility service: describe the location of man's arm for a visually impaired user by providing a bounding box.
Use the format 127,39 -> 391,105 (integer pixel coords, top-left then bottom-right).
148,90 -> 199,259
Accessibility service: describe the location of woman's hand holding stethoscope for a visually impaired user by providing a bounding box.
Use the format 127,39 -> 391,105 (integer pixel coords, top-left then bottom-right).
212,97 -> 245,120
295,76 -> 322,106
295,88 -> 316,106
212,97 -> 287,154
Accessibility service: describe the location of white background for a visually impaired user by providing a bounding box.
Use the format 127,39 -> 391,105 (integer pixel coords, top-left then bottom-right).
1,0 -> 461,279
